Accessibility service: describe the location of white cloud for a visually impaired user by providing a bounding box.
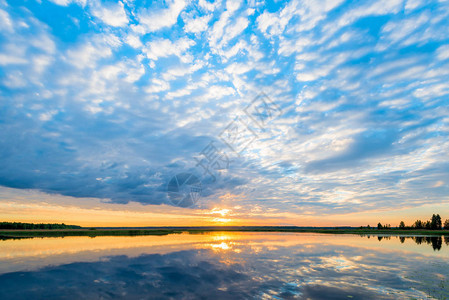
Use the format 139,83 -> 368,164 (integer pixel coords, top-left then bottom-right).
202,85 -> 235,100
32,54 -> 53,74
405,0 -> 425,10
66,34 -> 121,69
143,37 -> 195,61
278,36 -> 313,56
0,53 -> 27,65
296,0 -> 345,33
145,78 -> 169,93
48,0 -> 73,5
91,1 -> 128,27
94,57 -> 145,84
166,88 -> 192,99
225,62 -> 253,75
295,51 -> 352,82
220,16 -> 249,46
220,40 -> 248,60
30,33 -> 56,54
257,1 -> 296,36
0,9 -> 13,32
184,14 -> 212,33
436,44 -> 449,60
337,0 -> 403,28
258,0 -> 344,37
125,34 -> 143,49
208,0 -> 241,50
162,61 -> 204,81
198,0 -> 221,11
136,0 -> 186,33
2,70 -> 27,88
39,110 -> 57,121
377,12 -> 429,49
413,83 -> 449,99
67,43 -> 110,68
48,0 -> 86,6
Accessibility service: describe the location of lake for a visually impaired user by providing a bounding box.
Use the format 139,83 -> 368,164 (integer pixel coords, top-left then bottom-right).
0,232 -> 448,299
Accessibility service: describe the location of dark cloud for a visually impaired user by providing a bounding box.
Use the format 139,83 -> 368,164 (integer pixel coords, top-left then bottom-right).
305,129 -> 400,173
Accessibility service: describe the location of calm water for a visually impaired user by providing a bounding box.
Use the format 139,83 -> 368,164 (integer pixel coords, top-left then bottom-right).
0,232 -> 448,299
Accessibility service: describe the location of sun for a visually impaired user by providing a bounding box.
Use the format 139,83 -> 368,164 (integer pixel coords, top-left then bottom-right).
213,217 -> 232,224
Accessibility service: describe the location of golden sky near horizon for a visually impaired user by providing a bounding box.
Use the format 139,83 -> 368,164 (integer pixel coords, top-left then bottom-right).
1,187 -> 448,227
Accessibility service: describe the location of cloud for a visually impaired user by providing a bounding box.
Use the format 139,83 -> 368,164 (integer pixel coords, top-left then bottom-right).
48,0 -> 86,6
135,0 -> 186,33
337,0 -> 404,28
91,1 -> 128,27
184,14 -> 212,33
0,8 -> 13,32
65,34 -> 121,68
0,237 -> 445,299
437,44 -> 449,60
0,0 -> 448,214
257,0 -> 344,37
305,129 -> 400,173
145,78 -> 170,93
143,37 -> 195,61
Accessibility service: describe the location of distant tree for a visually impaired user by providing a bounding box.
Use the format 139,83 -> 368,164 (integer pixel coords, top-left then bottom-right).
414,220 -> 424,229
444,219 -> 449,230
377,222 -> 382,229
431,214 -> 442,230
0,222 -> 81,230
425,220 -> 431,230
367,225 -> 371,229
399,221 -> 405,229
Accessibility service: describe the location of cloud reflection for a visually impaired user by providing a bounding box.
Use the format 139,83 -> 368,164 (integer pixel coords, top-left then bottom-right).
1,233 -> 448,299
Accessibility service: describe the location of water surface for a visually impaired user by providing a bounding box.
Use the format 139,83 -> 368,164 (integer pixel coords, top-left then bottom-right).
1,232 -> 448,299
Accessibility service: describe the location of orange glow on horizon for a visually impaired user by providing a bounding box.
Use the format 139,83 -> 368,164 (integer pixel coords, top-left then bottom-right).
1,187 -> 448,227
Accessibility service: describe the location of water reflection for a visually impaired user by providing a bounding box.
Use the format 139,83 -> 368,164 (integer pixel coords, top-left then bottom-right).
363,234 -> 448,251
0,233 -> 448,299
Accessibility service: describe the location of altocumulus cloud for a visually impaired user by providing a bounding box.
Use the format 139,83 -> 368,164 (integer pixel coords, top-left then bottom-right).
0,0 -> 448,213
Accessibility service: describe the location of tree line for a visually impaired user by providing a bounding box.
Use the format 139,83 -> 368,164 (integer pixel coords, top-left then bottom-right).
398,214 -> 448,230
0,222 -> 82,230
360,214 -> 449,230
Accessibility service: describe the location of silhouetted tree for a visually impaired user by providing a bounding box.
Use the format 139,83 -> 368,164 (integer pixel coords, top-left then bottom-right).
414,220 -> 424,229
399,221 -> 405,229
444,219 -> 449,230
431,214 -> 442,230
378,222 -> 382,229
0,222 -> 81,230
425,220 -> 431,229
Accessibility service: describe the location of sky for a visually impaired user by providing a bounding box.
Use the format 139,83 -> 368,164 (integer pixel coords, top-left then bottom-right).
0,0 -> 448,227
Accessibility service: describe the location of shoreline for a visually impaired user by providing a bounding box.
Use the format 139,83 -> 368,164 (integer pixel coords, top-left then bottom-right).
2,227 -> 449,239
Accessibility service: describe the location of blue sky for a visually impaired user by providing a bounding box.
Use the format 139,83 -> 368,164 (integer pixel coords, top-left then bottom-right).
0,0 -> 448,225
